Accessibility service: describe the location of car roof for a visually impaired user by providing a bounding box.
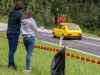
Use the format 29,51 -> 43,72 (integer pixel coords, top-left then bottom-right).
59,23 -> 78,26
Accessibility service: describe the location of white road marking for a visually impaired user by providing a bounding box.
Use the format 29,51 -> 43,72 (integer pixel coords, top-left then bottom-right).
39,33 -> 100,57
42,33 -> 100,47
36,39 -> 100,58
42,33 -> 100,41
41,34 -> 52,36
83,36 -> 100,41
73,40 -> 100,47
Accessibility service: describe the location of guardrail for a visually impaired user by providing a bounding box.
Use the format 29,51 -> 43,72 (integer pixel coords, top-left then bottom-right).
0,35 -> 100,65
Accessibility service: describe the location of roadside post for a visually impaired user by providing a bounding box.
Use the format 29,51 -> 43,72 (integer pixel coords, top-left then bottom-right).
59,36 -> 63,46
59,36 -> 66,75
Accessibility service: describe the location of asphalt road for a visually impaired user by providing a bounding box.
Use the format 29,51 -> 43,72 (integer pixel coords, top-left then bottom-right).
0,23 -> 100,57
35,32 -> 100,56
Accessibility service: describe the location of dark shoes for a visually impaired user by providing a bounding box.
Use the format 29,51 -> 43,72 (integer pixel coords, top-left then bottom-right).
8,65 -> 17,70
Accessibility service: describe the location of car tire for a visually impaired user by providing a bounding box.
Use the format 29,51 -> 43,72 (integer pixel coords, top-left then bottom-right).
52,32 -> 56,38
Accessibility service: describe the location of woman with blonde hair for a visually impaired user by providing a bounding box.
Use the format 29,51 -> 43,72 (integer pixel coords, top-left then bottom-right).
20,10 -> 37,72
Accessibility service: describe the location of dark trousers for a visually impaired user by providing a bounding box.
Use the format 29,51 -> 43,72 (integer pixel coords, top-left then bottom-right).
7,34 -> 19,66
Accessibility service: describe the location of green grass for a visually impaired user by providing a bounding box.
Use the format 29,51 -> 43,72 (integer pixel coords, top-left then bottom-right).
83,33 -> 100,38
0,16 -> 8,23
0,32 -> 100,75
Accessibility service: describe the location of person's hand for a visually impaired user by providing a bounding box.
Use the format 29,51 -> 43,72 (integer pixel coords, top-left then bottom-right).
33,30 -> 35,32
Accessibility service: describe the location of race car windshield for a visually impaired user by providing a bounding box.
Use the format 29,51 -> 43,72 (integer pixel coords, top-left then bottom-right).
67,25 -> 79,30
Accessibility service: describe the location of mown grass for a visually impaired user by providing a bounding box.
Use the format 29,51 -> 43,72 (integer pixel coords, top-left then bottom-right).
0,32 -> 100,75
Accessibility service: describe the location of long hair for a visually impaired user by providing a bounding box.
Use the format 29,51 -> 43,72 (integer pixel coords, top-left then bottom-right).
14,2 -> 22,10
21,10 -> 34,21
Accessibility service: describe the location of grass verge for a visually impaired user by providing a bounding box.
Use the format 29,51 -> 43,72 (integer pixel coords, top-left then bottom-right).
0,32 -> 100,75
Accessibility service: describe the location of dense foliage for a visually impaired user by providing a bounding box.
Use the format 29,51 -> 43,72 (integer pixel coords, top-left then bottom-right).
0,0 -> 100,36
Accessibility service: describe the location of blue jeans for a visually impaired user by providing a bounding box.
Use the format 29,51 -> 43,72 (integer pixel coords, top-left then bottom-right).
23,36 -> 35,70
7,34 -> 19,66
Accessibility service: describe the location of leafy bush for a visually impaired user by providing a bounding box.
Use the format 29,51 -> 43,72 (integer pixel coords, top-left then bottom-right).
0,16 -> 8,23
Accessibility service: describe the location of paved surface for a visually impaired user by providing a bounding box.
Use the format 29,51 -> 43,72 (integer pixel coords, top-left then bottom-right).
0,23 -> 52,33
36,32 -> 100,57
0,23 -> 100,57
0,23 -> 7,32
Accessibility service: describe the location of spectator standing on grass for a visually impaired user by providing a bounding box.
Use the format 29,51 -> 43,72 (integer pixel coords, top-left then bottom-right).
20,10 -> 37,72
6,2 -> 23,70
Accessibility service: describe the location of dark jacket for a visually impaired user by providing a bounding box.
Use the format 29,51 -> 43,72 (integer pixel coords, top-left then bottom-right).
7,9 -> 23,35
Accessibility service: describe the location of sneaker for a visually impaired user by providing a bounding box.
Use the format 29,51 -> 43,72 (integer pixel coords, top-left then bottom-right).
23,69 -> 31,72
8,65 -> 17,70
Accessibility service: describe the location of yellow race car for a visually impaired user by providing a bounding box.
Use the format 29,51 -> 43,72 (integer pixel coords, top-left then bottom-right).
52,23 -> 82,39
